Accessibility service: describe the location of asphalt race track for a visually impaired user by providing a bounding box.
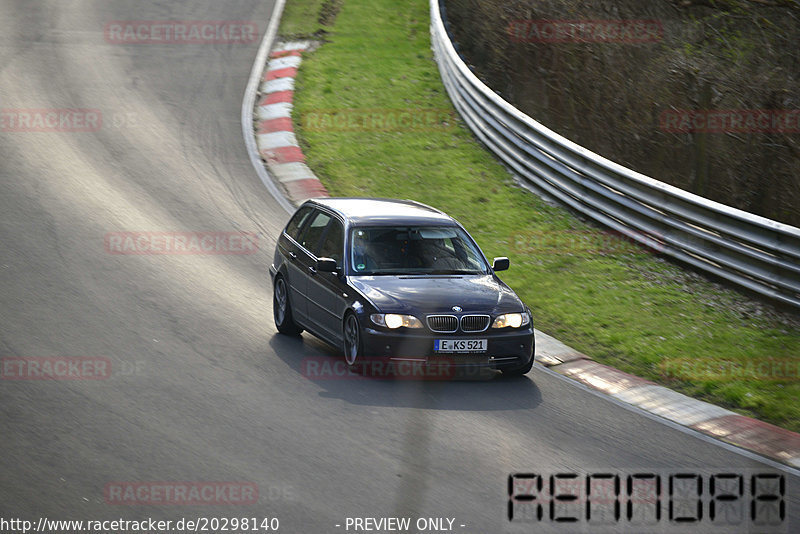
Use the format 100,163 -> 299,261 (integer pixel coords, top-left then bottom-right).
0,1 -> 797,533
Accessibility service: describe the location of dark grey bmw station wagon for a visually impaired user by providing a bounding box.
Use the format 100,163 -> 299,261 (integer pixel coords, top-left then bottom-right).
270,198 -> 534,377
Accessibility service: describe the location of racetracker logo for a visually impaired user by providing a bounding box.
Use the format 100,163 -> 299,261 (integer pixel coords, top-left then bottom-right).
301,109 -> 457,132
104,482 -> 258,505
0,109 -> 102,132
510,229 -> 663,256
508,20 -> 663,44
1,357 -> 111,380
301,357 -> 469,380
104,232 -> 259,255
659,358 -> 799,382
104,21 -> 259,44
660,109 -> 800,134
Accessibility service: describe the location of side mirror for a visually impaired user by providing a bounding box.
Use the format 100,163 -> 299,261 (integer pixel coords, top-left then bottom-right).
492,257 -> 510,272
316,257 -> 339,273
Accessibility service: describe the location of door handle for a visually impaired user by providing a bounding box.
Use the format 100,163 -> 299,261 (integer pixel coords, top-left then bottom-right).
308,266 -> 317,275
289,251 -> 297,259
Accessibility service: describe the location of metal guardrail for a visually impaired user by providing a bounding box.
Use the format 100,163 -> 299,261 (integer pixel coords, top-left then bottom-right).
430,0 -> 800,309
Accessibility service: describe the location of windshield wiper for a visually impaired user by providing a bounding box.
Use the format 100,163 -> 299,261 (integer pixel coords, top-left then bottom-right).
406,269 -> 481,276
356,270 -> 482,276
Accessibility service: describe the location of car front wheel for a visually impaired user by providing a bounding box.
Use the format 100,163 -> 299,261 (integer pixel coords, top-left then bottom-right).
342,313 -> 363,368
273,276 -> 302,336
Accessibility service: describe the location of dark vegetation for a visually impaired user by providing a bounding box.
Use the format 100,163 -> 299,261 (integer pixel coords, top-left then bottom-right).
443,0 -> 800,226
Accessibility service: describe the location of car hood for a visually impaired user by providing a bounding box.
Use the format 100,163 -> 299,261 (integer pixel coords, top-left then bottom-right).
349,274 -> 523,315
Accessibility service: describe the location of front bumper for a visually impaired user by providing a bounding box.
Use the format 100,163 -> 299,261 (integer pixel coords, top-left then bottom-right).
359,325 -> 534,373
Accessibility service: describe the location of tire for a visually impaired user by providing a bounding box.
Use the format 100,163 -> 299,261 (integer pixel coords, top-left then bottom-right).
342,313 -> 363,370
273,276 -> 303,336
502,355 -> 534,377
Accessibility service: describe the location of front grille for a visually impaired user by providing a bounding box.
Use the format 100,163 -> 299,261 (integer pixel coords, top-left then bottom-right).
460,314 -> 490,332
427,315 -> 458,333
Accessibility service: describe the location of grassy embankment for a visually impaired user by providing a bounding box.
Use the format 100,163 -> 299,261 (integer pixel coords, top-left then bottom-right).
277,0 -> 799,431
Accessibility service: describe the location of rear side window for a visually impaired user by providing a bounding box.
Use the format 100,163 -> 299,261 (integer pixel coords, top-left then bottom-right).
285,206 -> 313,241
300,211 -> 332,252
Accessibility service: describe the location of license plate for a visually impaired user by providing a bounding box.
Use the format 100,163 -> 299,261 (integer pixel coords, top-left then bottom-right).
434,339 -> 487,353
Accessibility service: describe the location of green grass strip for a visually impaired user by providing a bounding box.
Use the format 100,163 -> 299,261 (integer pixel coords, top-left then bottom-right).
278,0 -> 800,431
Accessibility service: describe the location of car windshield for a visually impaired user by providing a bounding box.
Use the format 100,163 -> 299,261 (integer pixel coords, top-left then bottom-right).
349,226 -> 488,275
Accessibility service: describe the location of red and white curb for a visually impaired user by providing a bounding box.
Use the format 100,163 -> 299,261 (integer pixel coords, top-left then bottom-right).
255,41 -> 329,206
536,330 -> 800,468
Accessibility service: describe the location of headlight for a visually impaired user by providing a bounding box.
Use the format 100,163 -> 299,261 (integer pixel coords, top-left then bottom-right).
492,312 -> 530,329
370,313 -> 423,329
